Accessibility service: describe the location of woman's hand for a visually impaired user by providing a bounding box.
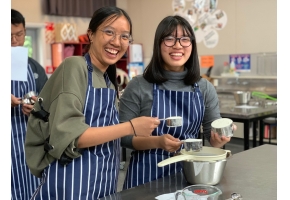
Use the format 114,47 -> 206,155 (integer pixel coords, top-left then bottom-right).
11,94 -> 21,107
158,134 -> 182,152
22,104 -> 34,116
210,124 -> 237,148
130,116 -> 160,137
21,96 -> 37,116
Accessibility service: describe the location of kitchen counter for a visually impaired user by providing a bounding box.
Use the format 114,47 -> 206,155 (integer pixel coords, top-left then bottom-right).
218,96 -> 277,150
220,102 -> 277,119
100,144 -> 277,200
216,89 -> 277,98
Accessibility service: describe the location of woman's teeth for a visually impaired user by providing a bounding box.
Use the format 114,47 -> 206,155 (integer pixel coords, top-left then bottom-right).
106,48 -> 118,54
170,53 -> 182,56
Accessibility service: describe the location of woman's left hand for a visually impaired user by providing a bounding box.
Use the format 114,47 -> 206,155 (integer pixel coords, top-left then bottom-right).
21,96 -> 37,116
210,124 -> 237,148
158,134 -> 182,153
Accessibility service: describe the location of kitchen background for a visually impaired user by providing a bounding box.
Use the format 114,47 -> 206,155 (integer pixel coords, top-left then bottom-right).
11,0 -> 277,67
10,0 -> 279,150
8,0 -> 285,196
11,0 -> 287,191
12,0 -> 278,141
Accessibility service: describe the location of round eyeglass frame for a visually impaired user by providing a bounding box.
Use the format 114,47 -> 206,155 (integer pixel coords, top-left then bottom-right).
98,29 -> 133,46
11,31 -> 25,41
162,36 -> 193,47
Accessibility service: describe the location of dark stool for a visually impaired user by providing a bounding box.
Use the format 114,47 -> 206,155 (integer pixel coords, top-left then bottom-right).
263,117 -> 277,144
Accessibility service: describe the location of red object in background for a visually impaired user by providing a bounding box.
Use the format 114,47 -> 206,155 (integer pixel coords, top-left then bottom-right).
78,34 -> 89,43
45,22 -> 54,31
45,22 -> 55,44
45,66 -> 54,74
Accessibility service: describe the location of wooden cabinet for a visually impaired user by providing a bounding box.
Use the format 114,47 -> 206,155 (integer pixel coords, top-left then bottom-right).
51,42 -> 129,73
51,42 -> 89,68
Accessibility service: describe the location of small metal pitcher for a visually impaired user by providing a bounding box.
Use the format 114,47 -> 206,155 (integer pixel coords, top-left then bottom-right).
233,91 -> 251,105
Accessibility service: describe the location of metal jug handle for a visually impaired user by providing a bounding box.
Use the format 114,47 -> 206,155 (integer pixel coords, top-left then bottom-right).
225,150 -> 233,160
247,91 -> 251,101
174,191 -> 182,200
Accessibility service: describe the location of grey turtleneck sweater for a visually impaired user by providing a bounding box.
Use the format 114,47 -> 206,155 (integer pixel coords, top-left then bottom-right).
119,69 -> 221,149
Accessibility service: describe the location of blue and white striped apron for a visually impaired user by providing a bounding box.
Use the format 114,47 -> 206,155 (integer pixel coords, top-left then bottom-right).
11,64 -> 40,200
31,54 -> 120,199
123,83 -> 205,189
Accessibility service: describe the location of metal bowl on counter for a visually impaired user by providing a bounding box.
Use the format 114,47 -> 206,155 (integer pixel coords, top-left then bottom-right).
182,147 -> 231,186
182,158 -> 228,186
233,91 -> 251,105
158,147 -> 231,186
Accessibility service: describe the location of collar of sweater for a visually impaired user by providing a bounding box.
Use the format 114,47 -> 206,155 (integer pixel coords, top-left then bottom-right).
163,67 -> 187,80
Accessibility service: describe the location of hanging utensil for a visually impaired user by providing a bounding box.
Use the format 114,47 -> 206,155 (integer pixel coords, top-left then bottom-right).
206,66 -> 213,77
201,66 -> 213,82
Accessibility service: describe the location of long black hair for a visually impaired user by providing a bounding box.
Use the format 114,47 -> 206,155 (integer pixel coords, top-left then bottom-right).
143,15 -> 200,85
86,6 -> 133,96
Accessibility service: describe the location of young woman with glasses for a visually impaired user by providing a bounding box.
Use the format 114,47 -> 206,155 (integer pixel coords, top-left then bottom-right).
119,15 -> 237,190
25,6 -> 160,199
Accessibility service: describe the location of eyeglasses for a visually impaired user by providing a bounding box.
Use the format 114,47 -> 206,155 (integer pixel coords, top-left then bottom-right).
11,31 -> 25,41
163,36 -> 192,47
98,28 -> 133,46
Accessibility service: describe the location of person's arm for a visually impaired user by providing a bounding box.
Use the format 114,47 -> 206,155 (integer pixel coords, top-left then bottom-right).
11,94 -> 21,107
77,117 -> 159,148
119,77 -> 181,152
47,91 -> 159,159
200,78 -> 233,148
21,102 -> 34,116
12,93 -> 35,116
43,58 -> 159,160
131,134 -> 181,152
201,79 -> 221,142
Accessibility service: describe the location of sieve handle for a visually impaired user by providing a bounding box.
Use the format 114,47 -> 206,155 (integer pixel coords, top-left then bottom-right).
157,154 -> 195,167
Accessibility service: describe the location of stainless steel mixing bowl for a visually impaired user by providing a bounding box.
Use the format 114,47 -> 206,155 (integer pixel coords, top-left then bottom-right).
182,159 -> 227,185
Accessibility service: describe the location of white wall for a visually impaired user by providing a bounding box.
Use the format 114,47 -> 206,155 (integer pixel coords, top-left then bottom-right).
125,0 -> 277,66
11,0 -> 277,67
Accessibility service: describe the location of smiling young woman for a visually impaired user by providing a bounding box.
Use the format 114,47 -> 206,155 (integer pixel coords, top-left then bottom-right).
161,25 -> 193,72
88,15 -> 133,71
25,6 -> 159,200
119,15 -> 236,190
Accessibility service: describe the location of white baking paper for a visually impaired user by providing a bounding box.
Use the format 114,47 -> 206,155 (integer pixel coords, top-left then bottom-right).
194,161 -> 208,176
11,46 -> 28,81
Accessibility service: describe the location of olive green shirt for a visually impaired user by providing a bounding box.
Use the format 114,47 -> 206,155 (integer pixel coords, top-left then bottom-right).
25,56 -> 117,177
